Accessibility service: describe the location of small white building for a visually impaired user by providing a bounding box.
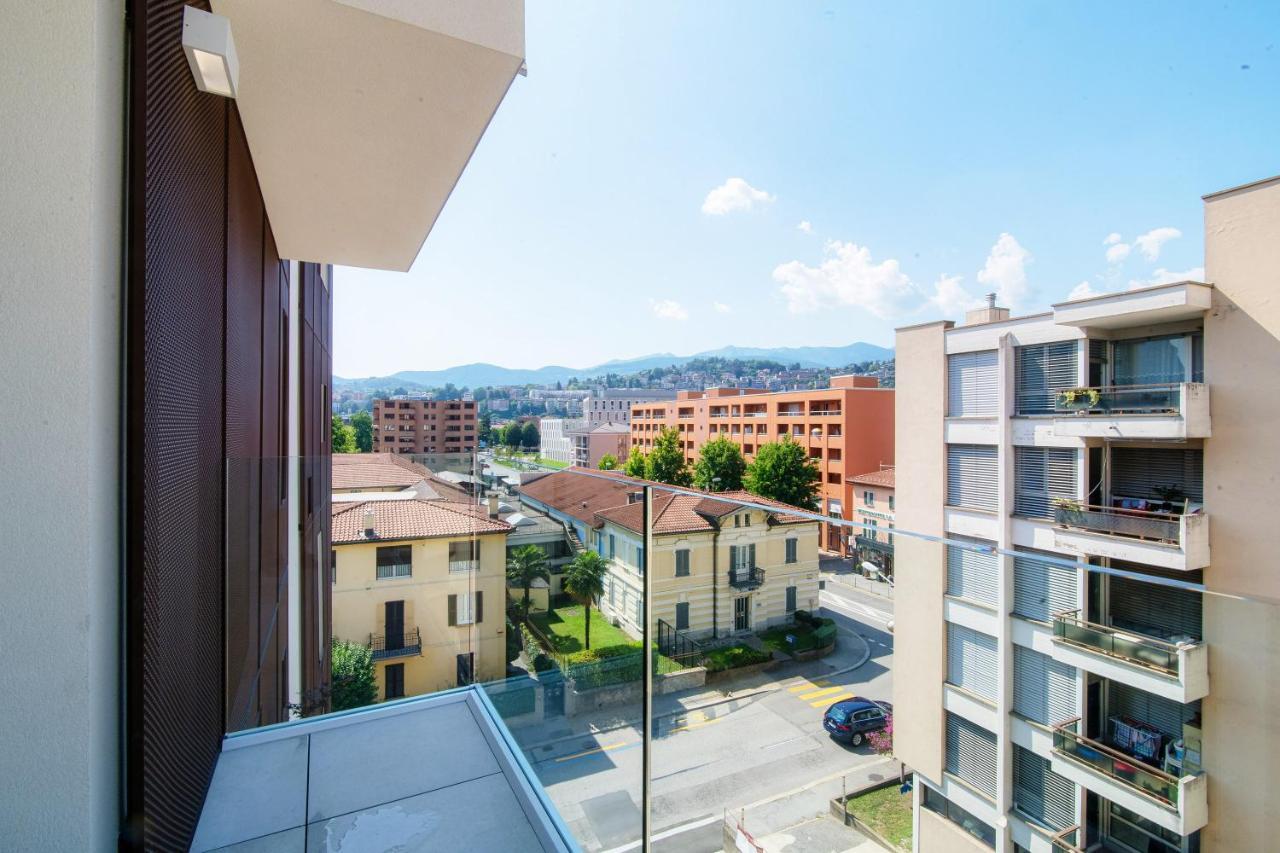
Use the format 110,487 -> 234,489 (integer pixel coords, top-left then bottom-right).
539,417 -> 584,464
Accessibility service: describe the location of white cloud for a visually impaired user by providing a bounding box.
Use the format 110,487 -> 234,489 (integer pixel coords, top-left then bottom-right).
713,301 -> 732,314
1103,232 -> 1123,246
1067,280 -> 1100,301
796,220 -> 813,233
928,274 -> 980,316
773,241 -> 920,318
976,233 -> 1032,309
650,299 -> 689,321
1128,267 -> 1205,290
1133,227 -> 1181,262
701,177 -> 775,215
1105,242 -> 1132,264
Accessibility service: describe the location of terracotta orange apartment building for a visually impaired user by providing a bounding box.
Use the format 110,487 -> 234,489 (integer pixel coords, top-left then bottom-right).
631,375 -> 894,551
374,398 -> 479,454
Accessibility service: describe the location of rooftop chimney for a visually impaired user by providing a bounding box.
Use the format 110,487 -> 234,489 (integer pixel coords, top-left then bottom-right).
963,293 -> 1011,326
487,494 -> 499,518
362,508 -> 377,539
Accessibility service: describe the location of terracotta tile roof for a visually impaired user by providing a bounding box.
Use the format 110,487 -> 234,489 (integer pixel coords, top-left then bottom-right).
847,468 -> 895,489
520,469 -> 816,535
331,452 -> 472,501
714,490 -> 815,525
331,499 -> 510,544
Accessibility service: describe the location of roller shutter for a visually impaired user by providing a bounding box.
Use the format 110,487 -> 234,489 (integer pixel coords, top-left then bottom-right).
1109,574 -> 1202,640
1013,644 -> 1078,726
948,351 -> 999,417
1111,448 -> 1203,504
1014,447 -> 1077,518
947,539 -> 999,607
1014,745 -> 1077,831
948,444 -> 998,510
1013,549 -> 1079,622
946,712 -> 998,796
1109,682 -> 1199,741
947,623 -> 998,699
1015,341 -> 1079,415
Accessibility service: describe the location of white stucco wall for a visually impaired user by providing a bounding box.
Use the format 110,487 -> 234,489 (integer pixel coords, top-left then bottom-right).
0,2 -> 124,847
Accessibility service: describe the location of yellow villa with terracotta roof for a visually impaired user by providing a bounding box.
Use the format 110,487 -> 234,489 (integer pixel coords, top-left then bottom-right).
520,470 -> 821,640
331,497 -> 511,701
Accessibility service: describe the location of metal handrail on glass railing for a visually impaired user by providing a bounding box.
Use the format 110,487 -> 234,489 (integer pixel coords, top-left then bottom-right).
1051,610 -> 1190,676
368,627 -> 422,661
1054,383 -> 1183,415
1050,826 -> 1084,852
1052,718 -> 1181,807
1053,502 -> 1182,544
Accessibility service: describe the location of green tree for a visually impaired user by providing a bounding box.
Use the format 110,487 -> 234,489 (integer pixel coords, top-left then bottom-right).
330,639 -> 377,710
563,551 -> 608,650
506,545 -> 549,618
521,421 -> 540,451
503,423 -> 522,449
744,436 -> 820,510
597,453 -> 619,471
478,412 -> 492,445
331,414 -> 356,453
624,447 -> 647,477
693,435 -> 747,492
645,427 -> 692,486
350,410 -> 374,453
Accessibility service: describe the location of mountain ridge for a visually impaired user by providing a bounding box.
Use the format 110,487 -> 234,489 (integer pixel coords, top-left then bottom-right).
334,342 -> 893,389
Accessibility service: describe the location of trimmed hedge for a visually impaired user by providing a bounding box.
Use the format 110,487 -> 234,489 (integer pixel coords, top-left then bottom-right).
760,617 -> 837,653
703,643 -> 772,673
563,643 -> 681,689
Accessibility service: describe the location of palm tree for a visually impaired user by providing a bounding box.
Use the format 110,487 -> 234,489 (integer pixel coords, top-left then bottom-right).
506,545 -> 549,619
562,551 -> 608,650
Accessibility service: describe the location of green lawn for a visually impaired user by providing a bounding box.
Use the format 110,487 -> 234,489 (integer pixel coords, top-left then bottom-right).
847,785 -> 912,850
759,620 -> 834,654
530,605 -> 633,653
703,643 -> 772,672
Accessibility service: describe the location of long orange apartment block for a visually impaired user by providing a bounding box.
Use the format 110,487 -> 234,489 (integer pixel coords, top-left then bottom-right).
631,375 -> 894,552
373,398 -> 479,454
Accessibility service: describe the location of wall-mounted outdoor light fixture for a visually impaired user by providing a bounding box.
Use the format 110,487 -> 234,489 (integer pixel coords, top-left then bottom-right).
182,6 -> 238,98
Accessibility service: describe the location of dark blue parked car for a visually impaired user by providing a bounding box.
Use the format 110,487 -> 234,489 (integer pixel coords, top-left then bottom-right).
823,697 -> 892,746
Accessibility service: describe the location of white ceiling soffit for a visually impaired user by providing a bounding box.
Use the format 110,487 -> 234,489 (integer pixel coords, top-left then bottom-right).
210,0 -> 525,272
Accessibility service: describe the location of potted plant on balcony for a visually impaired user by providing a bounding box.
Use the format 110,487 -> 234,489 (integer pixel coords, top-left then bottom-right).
1056,387 -> 1101,412
1053,497 -> 1084,526
1152,484 -> 1186,514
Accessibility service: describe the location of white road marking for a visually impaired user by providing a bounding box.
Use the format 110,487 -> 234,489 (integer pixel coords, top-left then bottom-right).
820,591 -> 894,627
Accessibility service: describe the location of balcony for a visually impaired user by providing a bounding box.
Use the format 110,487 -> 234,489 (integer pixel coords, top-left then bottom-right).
369,627 -> 421,661
1051,719 -> 1206,835
1051,383 -> 1210,439
449,559 -> 479,573
727,566 -> 765,590
809,409 -> 842,417
1050,826 -> 1083,852
1051,611 -> 1208,703
1052,503 -> 1209,572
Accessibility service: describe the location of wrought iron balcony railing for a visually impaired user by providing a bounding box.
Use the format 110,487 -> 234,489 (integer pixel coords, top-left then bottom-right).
369,627 -> 422,661
727,566 -> 765,590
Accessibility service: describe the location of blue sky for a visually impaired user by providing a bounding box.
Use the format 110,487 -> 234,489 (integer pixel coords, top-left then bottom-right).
333,1 -> 1279,378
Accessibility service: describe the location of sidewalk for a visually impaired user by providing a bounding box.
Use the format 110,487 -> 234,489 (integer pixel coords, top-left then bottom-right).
508,629 -> 873,757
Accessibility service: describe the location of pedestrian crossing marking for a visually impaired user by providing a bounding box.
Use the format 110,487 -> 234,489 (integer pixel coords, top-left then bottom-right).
798,686 -> 846,701
811,692 -> 854,708
787,679 -> 830,693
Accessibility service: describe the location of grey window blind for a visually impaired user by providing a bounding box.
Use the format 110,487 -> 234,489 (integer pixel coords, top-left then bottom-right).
675,549 -> 690,577
946,712 -> 998,796
1015,341 -> 1079,415
947,538 -> 998,607
1014,447 -> 1077,518
1013,644 -> 1078,726
1013,745 -> 1076,831
1109,574 -> 1202,640
948,351 -> 999,417
947,444 -> 998,510
1109,682 -> 1199,741
947,623 -> 998,699
1111,447 -> 1203,503
1012,549 -> 1079,622
675,602 -> 689,630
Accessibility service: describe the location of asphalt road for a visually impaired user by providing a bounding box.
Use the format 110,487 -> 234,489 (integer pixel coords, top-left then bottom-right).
534,581 -> 896,852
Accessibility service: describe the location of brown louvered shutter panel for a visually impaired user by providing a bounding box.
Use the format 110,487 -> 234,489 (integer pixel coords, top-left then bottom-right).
476,591 -> 484,623
448,594 -> 457,626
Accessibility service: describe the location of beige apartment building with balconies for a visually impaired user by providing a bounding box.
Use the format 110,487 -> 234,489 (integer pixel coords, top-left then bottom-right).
373,398 -> 479,454
893,175 -> 1280,853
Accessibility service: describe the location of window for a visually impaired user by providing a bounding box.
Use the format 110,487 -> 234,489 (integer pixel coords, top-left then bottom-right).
1014,447 -> 1077,518
947,623 -> 998,699
608,534 -> 616,559
784,538 -> 798,563
863,490 -> 875,506
448,540 -> 481,570
1015,341 -> 1079,415
729,543 -> 756,571
1013,745 -> 1076,831
946,538 -> 998,606
375,545 -> 412,580
946,712 -> 997,796
384,663 -> 405,700
888,495 -> 894,512
922,786 -> 995,848
869,519 -> 878,541
675,549 -> 690,577
744,513 -> 751,527
1012,548 -> 1078,622
947,350 -> 999,417
734,514 -> 741,528
946,444 -> 998,510
330,550 -> 337,584
1013,645 -> 1078,726
448,591 -> 484,626
675,601 -> 689,630
785,585 -> 797,613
